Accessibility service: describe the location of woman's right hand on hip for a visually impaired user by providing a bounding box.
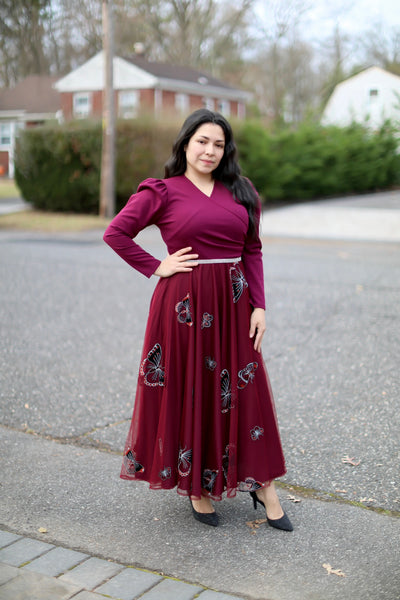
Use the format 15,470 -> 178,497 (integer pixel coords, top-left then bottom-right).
154,247 -> 199,278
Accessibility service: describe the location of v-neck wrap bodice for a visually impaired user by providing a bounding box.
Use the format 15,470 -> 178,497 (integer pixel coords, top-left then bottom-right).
103,175 -> 265,308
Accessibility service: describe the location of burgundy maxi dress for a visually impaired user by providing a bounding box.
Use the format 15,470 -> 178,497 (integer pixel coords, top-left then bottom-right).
103,175 -> 286,501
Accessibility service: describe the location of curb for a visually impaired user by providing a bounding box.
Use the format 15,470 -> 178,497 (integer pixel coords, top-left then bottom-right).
0,529 -> 247,600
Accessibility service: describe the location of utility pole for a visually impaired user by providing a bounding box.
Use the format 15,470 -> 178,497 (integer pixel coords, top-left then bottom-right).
99,0 -> 115,218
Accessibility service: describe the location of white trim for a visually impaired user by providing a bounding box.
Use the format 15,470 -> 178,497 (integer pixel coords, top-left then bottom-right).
54,51 -> 250,102
154,88 -> 163,115
157,77 -> 251,101
55,51 -> 157,92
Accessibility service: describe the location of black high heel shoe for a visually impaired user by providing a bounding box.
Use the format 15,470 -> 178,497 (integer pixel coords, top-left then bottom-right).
250,491 -> 293,532
190,499 -> 219,527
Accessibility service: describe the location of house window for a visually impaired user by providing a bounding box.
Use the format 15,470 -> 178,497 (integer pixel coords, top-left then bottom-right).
217,99 -> 230,117
73,92 -> 91,118
203,97 -> 214,111
175,93 -> 189,114
369,89 -> 379,102
0,123 -> 11,145
118,91 -> 139,118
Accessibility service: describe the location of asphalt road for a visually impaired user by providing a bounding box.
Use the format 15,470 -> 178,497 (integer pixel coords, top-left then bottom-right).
1,215 -> 399,599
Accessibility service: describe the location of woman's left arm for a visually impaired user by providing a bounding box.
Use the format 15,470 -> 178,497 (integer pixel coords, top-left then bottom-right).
249,307 -> 266,353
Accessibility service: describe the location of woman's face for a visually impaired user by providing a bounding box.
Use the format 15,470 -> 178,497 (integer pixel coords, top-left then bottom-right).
184,122 -> 225,179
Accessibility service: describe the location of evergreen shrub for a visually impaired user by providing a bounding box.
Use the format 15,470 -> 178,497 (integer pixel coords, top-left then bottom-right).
15,119 -> 177,213
15,117 -> 400,212
15,122 -> 102,213
235,120 -> 400,202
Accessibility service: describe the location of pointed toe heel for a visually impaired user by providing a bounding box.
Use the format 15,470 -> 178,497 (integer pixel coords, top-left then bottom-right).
249,491 -> 293,531
267,512 -> 293,532
190,499 -> 219,527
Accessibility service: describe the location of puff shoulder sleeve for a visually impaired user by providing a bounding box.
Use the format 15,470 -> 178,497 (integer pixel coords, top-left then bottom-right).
103,178 -> 167,277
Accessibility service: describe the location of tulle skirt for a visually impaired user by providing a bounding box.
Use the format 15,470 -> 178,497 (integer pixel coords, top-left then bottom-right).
120,260 -> 286,500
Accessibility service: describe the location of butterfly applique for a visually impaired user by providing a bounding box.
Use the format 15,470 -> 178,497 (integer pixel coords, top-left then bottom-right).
124,450 -> 144,475
175,293 -> 193,326
238,477 -> 263,492
250,426 -> 264,441
230,265 -> 248,303
202,469 -> 218,492
237,361 -> 258,389
220,369 -> 233,413
140,343 -> 165,387
159,466 -> 172,480
201,312 -> 213,329
178,447 -> 192,477
205,356 -> 217,371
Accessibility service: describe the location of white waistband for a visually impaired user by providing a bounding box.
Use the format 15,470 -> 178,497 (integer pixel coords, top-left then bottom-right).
196,257 -> 241,264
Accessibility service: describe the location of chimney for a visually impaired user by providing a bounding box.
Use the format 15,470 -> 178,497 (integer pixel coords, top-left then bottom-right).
134,42 -> 145,56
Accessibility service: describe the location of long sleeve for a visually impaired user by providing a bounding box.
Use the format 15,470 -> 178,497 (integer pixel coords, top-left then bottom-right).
241,199 -> 266,310
103,179 -> 168,278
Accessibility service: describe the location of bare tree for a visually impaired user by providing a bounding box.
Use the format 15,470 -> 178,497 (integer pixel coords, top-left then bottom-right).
250,0 -> 314,123
0,0 -> 52,85
359,23 -> 400,75
316,24 -> 353,110
120,0 -> 255,81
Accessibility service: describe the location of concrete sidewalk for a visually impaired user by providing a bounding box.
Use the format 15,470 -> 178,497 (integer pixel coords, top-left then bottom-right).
1,428 -> 400,600
261,190 -> 400,242
0,196 -> 30,215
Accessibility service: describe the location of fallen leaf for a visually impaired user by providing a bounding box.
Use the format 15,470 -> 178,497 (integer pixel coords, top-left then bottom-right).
323,563 -> 346,577
287,495 -> 301,503
246,518 -> 267,533
342,455 -> 361,466
38,527 -> 47,534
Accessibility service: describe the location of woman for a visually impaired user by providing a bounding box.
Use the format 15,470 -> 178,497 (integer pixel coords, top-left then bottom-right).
103,109 -> 292,531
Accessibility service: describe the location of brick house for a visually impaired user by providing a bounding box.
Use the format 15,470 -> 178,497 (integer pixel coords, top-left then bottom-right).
54,51 -> 250,121
0,75 -> 61,177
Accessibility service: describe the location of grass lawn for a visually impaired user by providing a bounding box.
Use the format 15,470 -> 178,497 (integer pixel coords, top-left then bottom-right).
0,179 -> 20,198
0,210 -> 111,232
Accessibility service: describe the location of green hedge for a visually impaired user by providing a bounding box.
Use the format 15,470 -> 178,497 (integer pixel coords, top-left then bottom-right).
15,122 -> 101,213
235,120 -> 400,201
15,118 -> 400,212
15,119 -> 177,213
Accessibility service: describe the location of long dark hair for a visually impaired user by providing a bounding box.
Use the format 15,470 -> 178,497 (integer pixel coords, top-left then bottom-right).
164,109 -> 258,239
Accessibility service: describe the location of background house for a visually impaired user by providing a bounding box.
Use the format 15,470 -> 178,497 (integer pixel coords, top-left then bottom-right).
321,66 -> 400,128
54,51 -> 251,121
0,75 -> 61,178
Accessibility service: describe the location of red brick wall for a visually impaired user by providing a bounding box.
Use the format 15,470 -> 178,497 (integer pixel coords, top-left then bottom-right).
230,101 -> 239,117
162,91 -> 175,112
60,88 -> 245,120
92,91 -> 103,117
140,89 -> 155,113
0,151 -> 9,176
189,95 -> 204,111
61,92 -> 73,119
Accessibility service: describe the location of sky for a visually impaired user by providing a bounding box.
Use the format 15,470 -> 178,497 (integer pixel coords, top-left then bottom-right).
302,0 -> 400,39
255,0 -> 400,40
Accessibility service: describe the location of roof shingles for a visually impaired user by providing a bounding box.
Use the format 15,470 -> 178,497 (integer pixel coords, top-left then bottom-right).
0,75 -> 61,114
